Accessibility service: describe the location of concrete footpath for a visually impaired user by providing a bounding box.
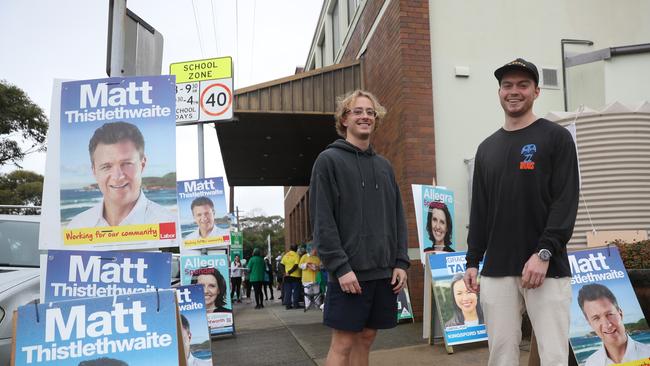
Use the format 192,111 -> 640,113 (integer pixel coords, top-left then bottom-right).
210,290 -> 531,365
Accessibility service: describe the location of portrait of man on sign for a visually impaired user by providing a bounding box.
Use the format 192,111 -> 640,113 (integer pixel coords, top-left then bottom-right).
67,121 -> 175,228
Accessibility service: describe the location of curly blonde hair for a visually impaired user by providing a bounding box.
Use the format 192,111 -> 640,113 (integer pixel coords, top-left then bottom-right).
334,90 -> 387,138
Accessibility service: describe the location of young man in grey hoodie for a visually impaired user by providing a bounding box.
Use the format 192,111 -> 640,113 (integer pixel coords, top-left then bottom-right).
309,89 -> 410,366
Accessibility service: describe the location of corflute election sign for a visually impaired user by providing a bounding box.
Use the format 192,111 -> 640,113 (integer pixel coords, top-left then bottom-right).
180,254 -> 233,335
568,247 -> 650,365
59,75 -> 179,250
177,285 -> 213,365
13,290 -> 183,366
177,177 -> 230,250
429,251 -> 487,347
43,250 -> 172,303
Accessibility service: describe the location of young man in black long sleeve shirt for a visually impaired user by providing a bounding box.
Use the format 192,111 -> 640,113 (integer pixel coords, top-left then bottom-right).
464,58 -> 579,365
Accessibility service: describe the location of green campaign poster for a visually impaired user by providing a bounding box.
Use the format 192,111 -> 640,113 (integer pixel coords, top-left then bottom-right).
230,231 -> 243,261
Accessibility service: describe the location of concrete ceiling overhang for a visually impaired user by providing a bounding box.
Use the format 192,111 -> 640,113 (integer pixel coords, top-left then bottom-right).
215,61 -> 363,186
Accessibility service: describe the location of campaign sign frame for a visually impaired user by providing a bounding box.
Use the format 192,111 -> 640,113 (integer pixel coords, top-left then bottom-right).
180,254 -> 234,336
177,285 -> 214,365
170,56 -> 233,125
569,247 -> 650,365
428,251 -> 487,350
412,185 -> 456,263
12,290 -> 186,366
58,75 -> 179,250
177,177 -> 230,251
42,250 -> 172,303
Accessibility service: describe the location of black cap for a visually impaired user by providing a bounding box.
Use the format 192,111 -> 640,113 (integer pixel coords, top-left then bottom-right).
494,58 -> 539,85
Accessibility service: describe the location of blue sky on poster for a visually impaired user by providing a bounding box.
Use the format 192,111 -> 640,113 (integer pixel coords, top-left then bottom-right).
0,0 -> 324,217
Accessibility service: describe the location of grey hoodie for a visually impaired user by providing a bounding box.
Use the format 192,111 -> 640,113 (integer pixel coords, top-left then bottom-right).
309,139 -> 410,282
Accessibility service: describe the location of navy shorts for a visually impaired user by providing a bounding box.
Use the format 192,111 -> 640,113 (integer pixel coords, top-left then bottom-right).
323,278 -> 397,332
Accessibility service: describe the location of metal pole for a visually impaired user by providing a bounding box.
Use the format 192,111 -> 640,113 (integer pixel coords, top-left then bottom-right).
561,39 -> 593,111
198,124 -> 205,179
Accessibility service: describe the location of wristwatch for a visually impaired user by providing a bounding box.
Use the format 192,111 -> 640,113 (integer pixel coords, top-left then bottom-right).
537,249 -> 552,261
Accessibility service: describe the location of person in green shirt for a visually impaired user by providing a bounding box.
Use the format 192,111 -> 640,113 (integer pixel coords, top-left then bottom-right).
247,248 -> 266,309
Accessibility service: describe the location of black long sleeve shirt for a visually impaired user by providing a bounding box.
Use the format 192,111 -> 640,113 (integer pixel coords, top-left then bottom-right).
466,119 -> 579,277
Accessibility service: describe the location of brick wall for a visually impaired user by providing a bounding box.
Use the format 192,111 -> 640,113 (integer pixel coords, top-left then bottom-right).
284,186 -> 310,249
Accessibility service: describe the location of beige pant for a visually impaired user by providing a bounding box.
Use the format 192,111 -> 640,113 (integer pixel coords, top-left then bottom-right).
480,276 -> 572,366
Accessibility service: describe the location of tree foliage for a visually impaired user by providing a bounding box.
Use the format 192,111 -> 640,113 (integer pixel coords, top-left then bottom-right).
239,215 -> 285,259
0,80 -> 48,168
0,170 -> 43,214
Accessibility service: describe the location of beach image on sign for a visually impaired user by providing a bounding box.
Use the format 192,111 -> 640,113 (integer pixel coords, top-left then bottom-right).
177,177 -> 230,250
13,290 -> 181,366
180,254 -> 234,335
429,251 -> 487,346
177,285 -> 214,365
59,75 -> 178,249
414,185 -> 455,257
568,247 -> 650,365
43,250 -> 172,303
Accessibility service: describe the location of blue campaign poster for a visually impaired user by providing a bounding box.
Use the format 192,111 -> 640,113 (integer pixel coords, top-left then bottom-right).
420,186 -> 455,256
177,285 -> 213,365
429,251 -> 487,346
59,75 -> 179,250
180,254 -> 233,335
176,177 -> 230,250
14,290 -> 181,366
43,250 -> 172,303
569,247 -> 650,366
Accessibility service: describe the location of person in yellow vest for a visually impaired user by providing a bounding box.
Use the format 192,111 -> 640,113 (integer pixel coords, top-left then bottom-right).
281,244 -> 302,309
300,245 -> 322,310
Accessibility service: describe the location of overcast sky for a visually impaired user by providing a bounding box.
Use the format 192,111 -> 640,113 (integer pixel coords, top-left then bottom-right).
0,0 -> 323,217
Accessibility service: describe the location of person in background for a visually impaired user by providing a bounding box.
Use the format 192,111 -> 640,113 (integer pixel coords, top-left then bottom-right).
281,244 -> 302,309
247,248 -> 266,309
276,252 -> 285,301
230,255 -> 243,303
241,257 -> 251,304
263,254 -> 275,300
299,245 -> 323,310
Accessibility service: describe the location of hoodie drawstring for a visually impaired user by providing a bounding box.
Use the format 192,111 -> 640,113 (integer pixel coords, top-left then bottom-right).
371,159 -> 379,190
355,151 -> 366,188
355,150 -> 379,190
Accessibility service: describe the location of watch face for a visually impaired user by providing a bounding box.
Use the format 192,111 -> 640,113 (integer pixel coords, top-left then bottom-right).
539,250 -> 551,261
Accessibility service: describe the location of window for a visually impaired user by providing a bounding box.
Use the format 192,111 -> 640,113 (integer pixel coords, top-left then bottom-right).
331,1 -> 341,56
348,0 -> 359,25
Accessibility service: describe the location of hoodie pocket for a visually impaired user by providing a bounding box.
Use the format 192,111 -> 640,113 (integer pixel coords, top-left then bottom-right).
347,233 -> 392,271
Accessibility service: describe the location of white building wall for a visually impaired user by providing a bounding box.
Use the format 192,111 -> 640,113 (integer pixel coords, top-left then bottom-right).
604,54 -> 650,105
428,0 -> 650,249
567,61 -> 605,111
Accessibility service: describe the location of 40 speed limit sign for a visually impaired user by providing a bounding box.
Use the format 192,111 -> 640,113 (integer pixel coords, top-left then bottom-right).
200,79 -> 233,119
170,57 -> 234,124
